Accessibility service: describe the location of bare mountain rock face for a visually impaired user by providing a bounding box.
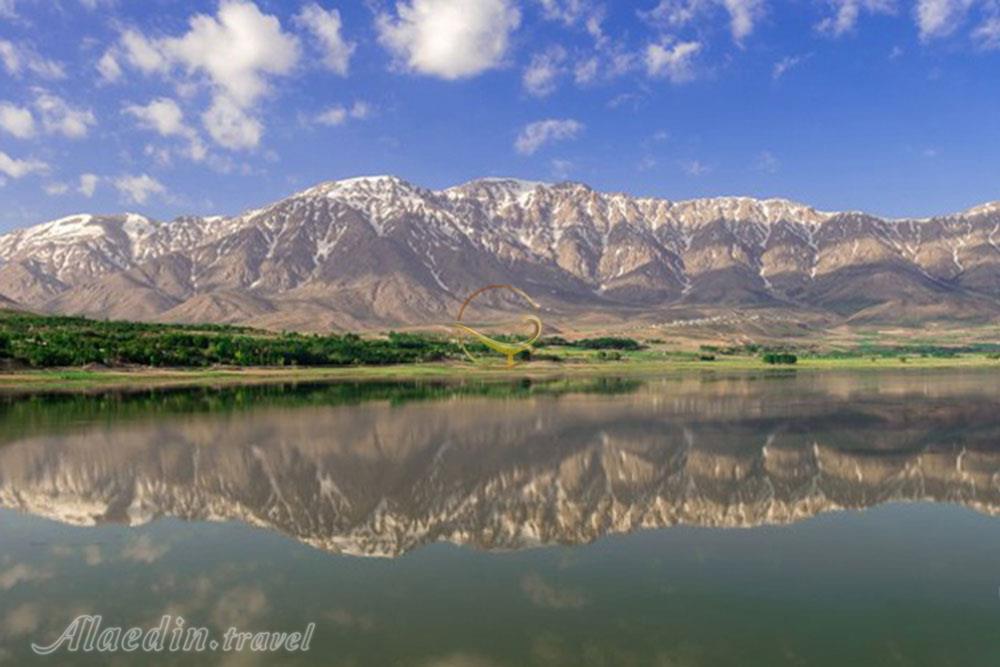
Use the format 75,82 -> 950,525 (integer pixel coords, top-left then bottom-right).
1,176 -> 999,330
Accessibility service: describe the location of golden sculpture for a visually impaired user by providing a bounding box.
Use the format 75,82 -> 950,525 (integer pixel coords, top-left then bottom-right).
452,284 -> 543,367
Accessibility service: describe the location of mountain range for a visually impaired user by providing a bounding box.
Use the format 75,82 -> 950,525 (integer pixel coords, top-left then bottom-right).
2,175 -> 1000,331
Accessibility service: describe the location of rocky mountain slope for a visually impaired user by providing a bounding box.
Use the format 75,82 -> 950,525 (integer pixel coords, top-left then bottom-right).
2,176 -> 1000,330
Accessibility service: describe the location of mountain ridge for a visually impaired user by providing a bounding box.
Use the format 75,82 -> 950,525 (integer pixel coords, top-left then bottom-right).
2,175 -> 1000,331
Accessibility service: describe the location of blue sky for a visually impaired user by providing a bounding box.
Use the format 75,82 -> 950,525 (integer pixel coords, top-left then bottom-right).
0,0 -> 998,232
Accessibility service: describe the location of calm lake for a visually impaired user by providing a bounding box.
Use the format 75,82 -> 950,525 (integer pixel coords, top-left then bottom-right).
1,370 -> 999,666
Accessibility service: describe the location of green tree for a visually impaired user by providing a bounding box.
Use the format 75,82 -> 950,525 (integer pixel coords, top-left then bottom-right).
762,353 -> 797,365
577,337 -> 642,351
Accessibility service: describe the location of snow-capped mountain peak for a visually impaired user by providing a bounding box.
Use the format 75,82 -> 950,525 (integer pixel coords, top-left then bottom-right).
2,175 -> 1000,329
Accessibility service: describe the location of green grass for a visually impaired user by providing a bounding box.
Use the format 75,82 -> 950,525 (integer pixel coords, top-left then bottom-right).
1,309 -> 997,393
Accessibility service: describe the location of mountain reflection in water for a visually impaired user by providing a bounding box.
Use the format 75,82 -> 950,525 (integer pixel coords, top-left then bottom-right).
1,372 -> 999,558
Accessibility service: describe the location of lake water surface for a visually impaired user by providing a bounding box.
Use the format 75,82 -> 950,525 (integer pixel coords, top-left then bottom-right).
1,371 -> 1000,666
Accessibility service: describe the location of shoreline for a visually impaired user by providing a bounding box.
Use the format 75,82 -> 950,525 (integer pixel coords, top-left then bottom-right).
0,355 -> 996,394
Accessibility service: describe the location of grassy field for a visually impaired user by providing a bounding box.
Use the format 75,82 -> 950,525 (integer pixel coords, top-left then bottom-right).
1,309 -> 996,393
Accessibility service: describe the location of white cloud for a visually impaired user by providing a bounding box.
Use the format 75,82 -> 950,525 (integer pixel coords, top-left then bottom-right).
645,41 -> 702,82
537,0 -> 608,44
585,13 -> 606,41
349,101 -> 371,119
120,29 -> 168,74
125,97 -> 189,137
522,39 -> 631,91
144,143 -> 173,166
78,173 -> 99,197
201,96 -> 261,150
126,97 -> 207,162
721,0 -> 766,41
0,40 -> 65,79
97,50 -> 122,83
377,0 -> 522,79
114,174 -> 166,204
915,0 -> 973,38
515,118 -> 584,155
162,1 -> 300,107
817,0 -> 895,36
316,108 -> 348,126
772,53 -> 807,79
34,91 -> 96,139
538,0 -> 592,24
573,56 -> 599,84
535,0 -> 619,84
973,15 -> 1000,47
642,0 -> 764,42
0,0 -> 15,18
602,48 -> 635,78
523,46 -> 566,96
295,3 -> 355,75
642,0 -> 702,29
818,1 -> 858,35
315,100 -> 371,126
607,92 -> 642,109
682,159 -> 710,175
0,41 -> 17,73
44,182 -> 70,195
0,102 -> 35,138
182,137 -> 208,162
550,158 -> 573,179
0,151 -> 46,179
114,1 -> 300,151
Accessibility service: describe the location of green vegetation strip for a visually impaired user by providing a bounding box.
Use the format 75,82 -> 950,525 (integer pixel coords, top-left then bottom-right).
0,312 -> 459,367
0,311 -> 997,393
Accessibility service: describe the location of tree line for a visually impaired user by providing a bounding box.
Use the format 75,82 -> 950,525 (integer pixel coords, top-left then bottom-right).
0,314 -> 460,368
